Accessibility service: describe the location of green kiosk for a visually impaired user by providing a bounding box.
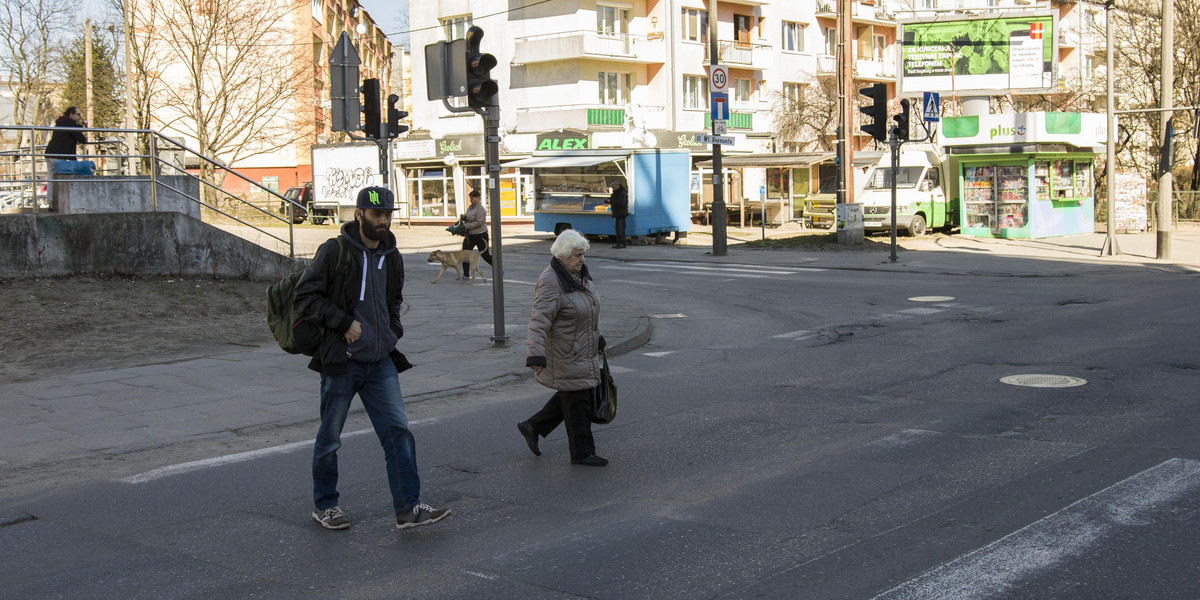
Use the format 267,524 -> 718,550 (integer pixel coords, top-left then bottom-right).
941,112 -> 1105,239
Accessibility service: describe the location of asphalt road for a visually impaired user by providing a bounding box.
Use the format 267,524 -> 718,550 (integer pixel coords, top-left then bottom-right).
6,251 -> 1200,599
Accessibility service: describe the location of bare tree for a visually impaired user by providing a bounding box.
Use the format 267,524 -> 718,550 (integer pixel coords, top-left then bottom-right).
0,0 -> 73,146
126,0 -> 300,192
1111,0 -> 1199,195
771,74 -> 839,152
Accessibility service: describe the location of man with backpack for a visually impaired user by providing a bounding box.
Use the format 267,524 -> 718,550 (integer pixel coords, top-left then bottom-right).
293,186 -> 450,531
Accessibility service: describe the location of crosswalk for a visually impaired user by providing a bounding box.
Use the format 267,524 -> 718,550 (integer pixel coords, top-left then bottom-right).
596,259 -> 825,280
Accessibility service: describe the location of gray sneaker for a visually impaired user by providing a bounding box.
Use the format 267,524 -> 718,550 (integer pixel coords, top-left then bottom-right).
396,503 -> 451,530
312,506 -> 350,530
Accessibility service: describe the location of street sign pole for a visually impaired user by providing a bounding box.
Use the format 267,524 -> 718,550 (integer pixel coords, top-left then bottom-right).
708,3 -> 726,256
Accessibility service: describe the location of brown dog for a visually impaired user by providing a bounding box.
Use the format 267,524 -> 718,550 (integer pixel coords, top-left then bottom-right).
427,249 -> 487,284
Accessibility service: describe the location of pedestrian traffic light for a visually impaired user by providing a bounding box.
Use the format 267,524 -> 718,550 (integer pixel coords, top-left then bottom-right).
361,78 -> 381,139
464,25 -> 498,110
893,98 -> 911,142
387,93 -> 408,139
859,83 -> 888,143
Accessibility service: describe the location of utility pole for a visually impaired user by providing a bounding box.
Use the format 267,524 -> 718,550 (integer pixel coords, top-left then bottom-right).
837,0 -> 856,217
123,0 -> 135,175
85,20 -> 94,128
1101,0 -> 1120,256
1156,0 -> 1174,259
708,0 -> 727,256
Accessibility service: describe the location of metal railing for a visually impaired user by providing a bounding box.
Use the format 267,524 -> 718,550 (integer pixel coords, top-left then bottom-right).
0,124 -> 303,258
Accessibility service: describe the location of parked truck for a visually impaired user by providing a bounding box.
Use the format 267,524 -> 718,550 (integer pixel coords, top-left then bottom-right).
311,143 -> 385,224
859,145 -> 957,236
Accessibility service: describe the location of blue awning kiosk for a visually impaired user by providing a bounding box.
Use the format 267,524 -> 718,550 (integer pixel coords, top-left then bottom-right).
509,149 -> 692,243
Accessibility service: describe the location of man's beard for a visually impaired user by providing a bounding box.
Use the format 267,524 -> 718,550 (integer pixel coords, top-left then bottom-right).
361,222 -> 389,242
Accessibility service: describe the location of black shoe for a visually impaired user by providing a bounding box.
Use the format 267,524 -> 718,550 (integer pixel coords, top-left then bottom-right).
517,420 -> 541,456
612,244 -> 625,249
571,454 -> 608,467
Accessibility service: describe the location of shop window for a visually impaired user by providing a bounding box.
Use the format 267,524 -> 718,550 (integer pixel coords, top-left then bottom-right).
407,168 -> 455,218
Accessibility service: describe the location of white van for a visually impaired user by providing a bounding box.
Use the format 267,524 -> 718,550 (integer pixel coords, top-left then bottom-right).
859,145 -> 956,236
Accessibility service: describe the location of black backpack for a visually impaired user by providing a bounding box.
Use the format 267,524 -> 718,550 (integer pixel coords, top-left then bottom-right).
266,238 -> 348,355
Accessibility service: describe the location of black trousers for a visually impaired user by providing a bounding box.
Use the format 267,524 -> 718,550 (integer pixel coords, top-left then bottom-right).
526,388 -> 595,460
614,216 -> 627,244
461,232 -> 493,275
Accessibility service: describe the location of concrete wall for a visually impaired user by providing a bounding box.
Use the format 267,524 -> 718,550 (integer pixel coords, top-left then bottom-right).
0,212 -> 302,281
52,175 -> 202,219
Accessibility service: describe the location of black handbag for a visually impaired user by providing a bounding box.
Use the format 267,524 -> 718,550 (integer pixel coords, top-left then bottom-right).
589,354 -> 618,424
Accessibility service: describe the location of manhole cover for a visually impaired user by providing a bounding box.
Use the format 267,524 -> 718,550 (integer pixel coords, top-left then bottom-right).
1000,374 -> 1087,388
909,295 -> 956,303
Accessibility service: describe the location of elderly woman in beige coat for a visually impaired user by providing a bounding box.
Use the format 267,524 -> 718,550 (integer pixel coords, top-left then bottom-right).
517,229 -> 608,466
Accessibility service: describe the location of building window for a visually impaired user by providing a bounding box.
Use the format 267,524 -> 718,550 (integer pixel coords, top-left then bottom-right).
311,0 -> 322,23
196,0 -> 215,16
733,78 -> 752,107
823,27 -> 836,56
734,14 -> 753,46
874,34 -> 886,62
782,82 -> 805,107
441,15 -> 472,41
683,75 -> 708,109
599,71 -> 633,105
682,8 -> 708,42
597,4 -> 629,37
921,0 -> 936,9
1082,56 -> 1094,81
782,21 -> 805,53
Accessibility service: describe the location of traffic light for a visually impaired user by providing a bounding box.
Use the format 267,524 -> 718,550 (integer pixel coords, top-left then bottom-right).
387,93 -> 408,139
464,25 -> 498,110
859,83 -> 888,143
361,78 -> 381,139
893,98 -> 911,142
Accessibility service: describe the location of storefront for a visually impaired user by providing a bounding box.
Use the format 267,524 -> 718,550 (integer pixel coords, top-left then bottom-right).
942,112 -> 1104,239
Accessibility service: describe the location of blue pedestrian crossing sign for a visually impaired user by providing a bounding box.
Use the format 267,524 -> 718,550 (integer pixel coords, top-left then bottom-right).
922,92 -> 941,122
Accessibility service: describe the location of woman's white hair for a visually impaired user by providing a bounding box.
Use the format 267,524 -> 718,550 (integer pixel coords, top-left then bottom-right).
550,229 -> 589,259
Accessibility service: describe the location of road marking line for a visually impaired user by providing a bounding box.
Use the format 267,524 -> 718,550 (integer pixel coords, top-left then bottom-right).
872,458 -> 1200,600
896,308 -> 946,315
643,351 -> 679,357
773,330 -> 816,340
122,418 -> 439,484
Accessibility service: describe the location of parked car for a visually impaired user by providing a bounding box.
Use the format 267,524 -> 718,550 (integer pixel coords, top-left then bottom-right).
279,183 -> 325,224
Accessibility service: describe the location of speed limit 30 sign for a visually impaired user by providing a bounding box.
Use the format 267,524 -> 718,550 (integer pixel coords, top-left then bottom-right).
708,65 -> 729,93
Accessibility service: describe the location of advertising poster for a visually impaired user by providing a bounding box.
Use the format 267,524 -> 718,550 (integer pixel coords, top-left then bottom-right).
899,14 -> 1056,95
1113,171 -> 1148,231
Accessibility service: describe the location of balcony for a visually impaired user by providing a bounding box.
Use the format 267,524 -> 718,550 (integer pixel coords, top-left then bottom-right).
514,104 -> 666,132
705,112 -> 754,130
704,40 -> 769,67
513,31 -> 666,65
855,59 -> 896,82
817,1 -> 895,24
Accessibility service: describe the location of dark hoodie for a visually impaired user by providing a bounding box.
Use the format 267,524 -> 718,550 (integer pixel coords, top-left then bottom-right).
45,115 -> 87,160
294,221 -> 407,375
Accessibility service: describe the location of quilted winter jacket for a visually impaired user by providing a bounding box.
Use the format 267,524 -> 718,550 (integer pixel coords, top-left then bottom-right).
525,259 -> 604,391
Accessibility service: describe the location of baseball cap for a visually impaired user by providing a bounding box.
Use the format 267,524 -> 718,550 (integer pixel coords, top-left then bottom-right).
356,186 -> 395,210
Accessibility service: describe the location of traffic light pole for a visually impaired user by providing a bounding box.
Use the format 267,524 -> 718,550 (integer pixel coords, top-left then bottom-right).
888,130 -> 900,263
480,100 -> 508,345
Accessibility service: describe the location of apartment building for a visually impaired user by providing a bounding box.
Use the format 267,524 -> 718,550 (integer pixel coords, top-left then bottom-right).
398,0 -> 1105,223
135,0 -> 393,196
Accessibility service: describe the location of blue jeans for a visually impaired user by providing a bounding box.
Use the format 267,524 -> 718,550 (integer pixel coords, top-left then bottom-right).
313,358 -> 421,516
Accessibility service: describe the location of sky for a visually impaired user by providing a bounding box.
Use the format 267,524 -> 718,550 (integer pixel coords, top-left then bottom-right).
358,0 -> 410,49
